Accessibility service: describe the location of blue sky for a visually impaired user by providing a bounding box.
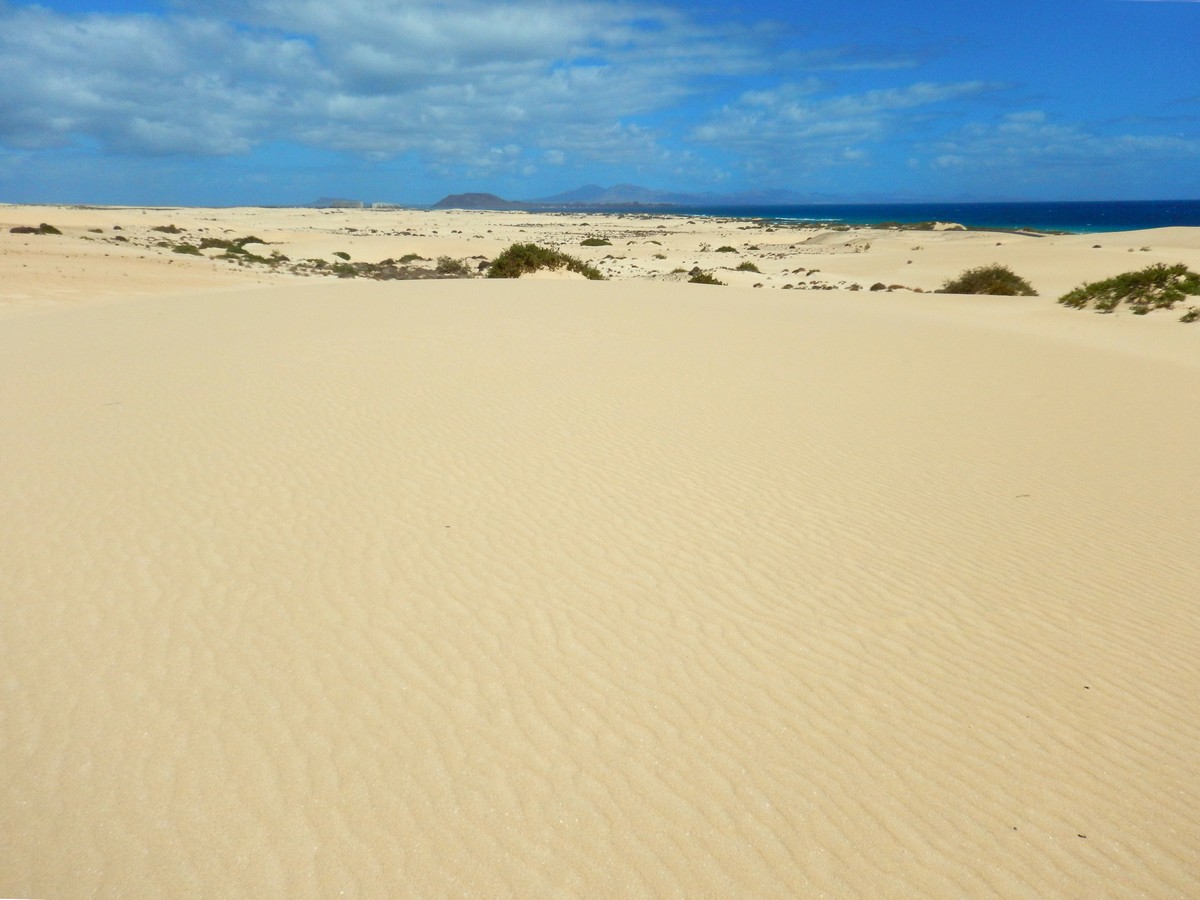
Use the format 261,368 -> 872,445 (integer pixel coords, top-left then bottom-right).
1,0 -> 1197,205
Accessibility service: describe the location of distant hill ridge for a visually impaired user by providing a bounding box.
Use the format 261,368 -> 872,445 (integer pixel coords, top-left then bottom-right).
430,185 -> 818,210
430,192 -> 529,211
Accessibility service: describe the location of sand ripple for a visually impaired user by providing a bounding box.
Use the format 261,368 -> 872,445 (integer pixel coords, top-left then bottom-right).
3,281 -> 1199,896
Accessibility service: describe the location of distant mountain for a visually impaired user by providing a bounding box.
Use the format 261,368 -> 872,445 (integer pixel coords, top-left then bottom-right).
531,184 -> 836,207
534,184 -> 607,204
532,184 -> 699,205
430,185 -> 832,211
430,192 -> 529,211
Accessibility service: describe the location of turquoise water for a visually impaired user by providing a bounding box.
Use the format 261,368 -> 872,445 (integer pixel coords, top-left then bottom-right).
553,200 -> 1200,234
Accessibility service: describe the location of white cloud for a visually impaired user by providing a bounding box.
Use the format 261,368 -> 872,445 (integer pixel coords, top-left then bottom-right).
0,6 -> 316,154
0,0 -> 757,169
927,110 -> 1200,172
3,0 -> 1193,197
691,79 -> 1004,176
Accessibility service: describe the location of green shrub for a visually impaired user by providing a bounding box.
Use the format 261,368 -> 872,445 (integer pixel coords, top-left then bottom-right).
248,251 -> 288,266
203,235 -> 265,249
487,243 -> 603,280
332,251 -> 350,261
939,264 -> 1036,296
688,271 -> 724,285
436,256 -> 471,276
398,253 -> 426,264
10,223 -> 63,235
716,245 -> 738,253
1059,263 -> 1200,315
580,237 -> 612,247
172,243 -> 202,255
736,261 -> 761,273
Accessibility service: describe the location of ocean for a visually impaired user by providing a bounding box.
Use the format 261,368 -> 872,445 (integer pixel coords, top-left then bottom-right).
555,199 -> 1200,234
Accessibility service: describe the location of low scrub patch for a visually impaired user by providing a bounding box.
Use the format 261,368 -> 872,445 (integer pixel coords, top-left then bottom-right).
221,249 -> 288,266
436,256 -> 472,276
487,243 -> 603,280
580,237 -> 612,247
1058,263 -> 1200,315
939,264 -> 1036,296
688,271 -> 724,285
736,261 -> 761,273
9,223 -> 61,235
199,235 -> 268,253
716,245 -> 738,253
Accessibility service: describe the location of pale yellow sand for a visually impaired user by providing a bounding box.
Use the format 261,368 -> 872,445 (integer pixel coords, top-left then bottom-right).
5,203 -> 1200,316
2,207 -> 1200,896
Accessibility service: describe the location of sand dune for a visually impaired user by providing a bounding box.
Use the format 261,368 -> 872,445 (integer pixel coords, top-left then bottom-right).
5,204 -> 1200,315
2,207 -> 1200,896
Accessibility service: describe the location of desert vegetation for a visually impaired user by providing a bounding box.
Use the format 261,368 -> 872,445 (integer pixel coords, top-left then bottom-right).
487,243 -> 603,280
1058,263 -> 1200,315
9,223 -> 62,235
199,235 -> 266,252
939,264 -> 1037,296
436,256 -> 472,276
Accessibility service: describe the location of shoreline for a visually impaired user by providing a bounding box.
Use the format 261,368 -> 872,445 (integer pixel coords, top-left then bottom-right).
8,197 -> 1200,234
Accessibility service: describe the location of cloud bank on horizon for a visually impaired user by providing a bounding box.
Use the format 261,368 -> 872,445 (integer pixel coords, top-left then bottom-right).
0,0 -> 1197,204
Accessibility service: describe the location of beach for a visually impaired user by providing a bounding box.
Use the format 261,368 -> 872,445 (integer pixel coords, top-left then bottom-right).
3,204 -> 1199,896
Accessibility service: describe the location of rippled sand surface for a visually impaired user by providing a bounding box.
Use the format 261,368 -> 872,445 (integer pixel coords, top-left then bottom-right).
3,279 -> 1199,896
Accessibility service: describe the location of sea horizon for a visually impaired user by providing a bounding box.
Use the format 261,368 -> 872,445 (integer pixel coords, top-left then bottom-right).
509,198 -> 1200,234
15,196 -> 1198,235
